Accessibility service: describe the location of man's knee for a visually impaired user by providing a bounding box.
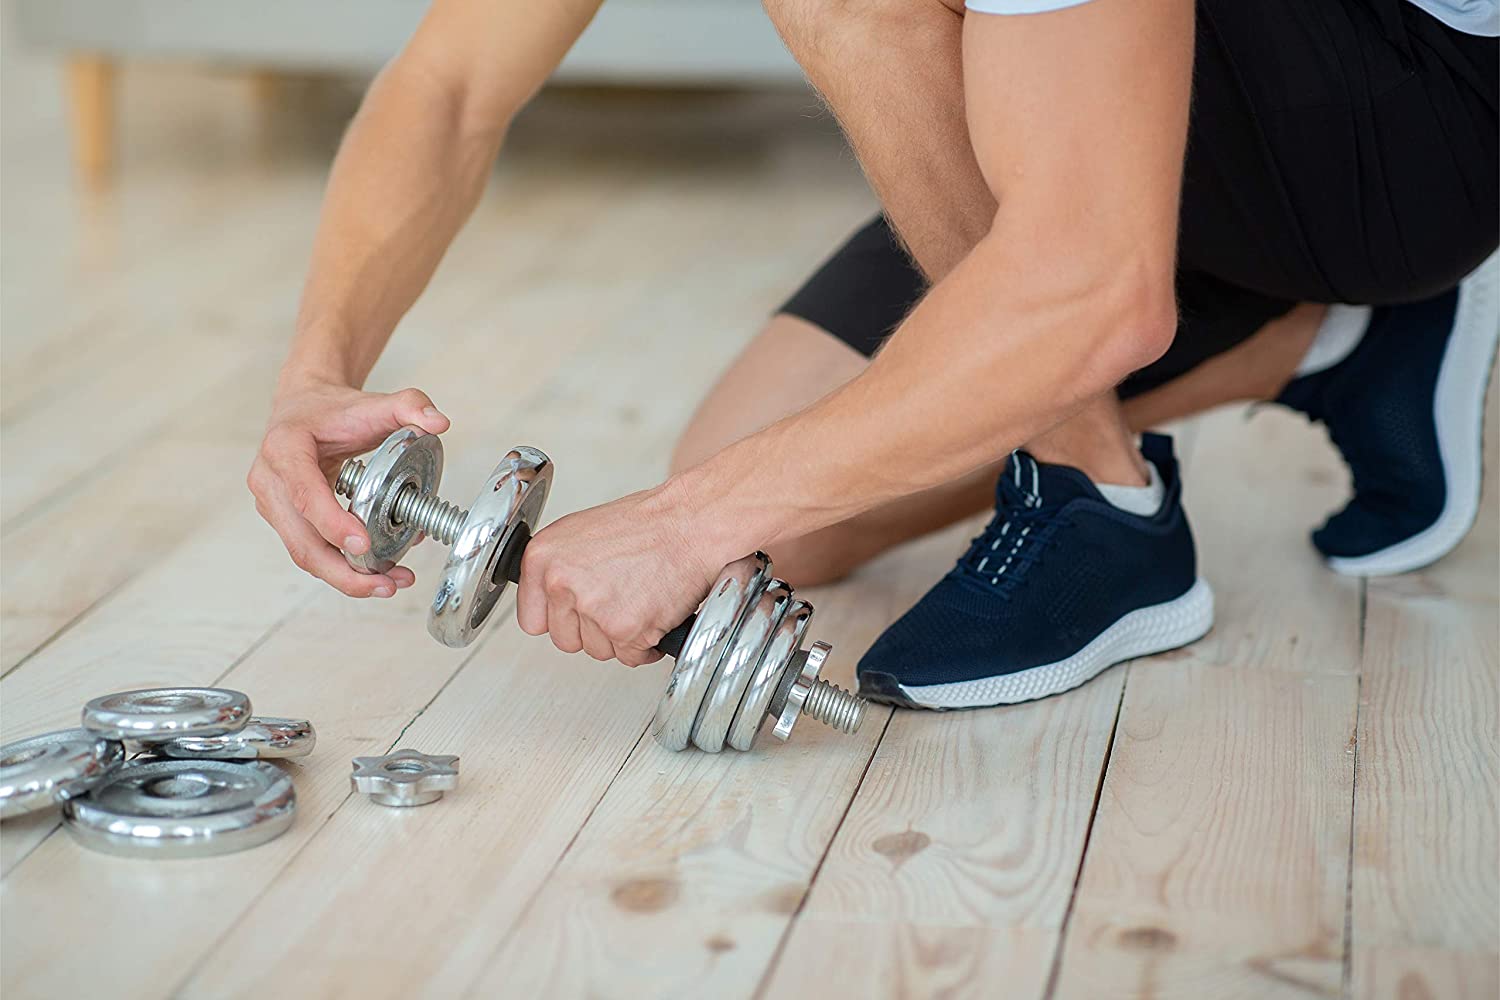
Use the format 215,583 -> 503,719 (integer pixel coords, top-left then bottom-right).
768,531 -> 864,588
760,0 -> 845,55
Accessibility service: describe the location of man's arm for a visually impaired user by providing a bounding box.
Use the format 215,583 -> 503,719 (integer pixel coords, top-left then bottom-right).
288,0 -> 604,387
682,0 -> 1194,542
517,0 -> 1194,663
249,0 -> 601,599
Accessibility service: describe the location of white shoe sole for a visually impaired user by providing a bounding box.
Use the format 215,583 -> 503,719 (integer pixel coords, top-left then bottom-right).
1327,251 -> 1500,578
894,578 -> 1215,710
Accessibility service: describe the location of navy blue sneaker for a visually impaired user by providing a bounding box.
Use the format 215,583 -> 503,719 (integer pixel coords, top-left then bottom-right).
858,434 -> 1213,710
1277,253 -> 1499,576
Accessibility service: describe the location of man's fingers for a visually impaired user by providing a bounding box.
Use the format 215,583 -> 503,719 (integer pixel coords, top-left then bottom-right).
275,450 -> 370,555
389,388 -> 450,435
265,499 -> 398,598
579,619 -> 615,662
547,606 -> 584,655
388,565 -> 417,589
515,570 -> 548,636
616,645 -> 664,668
345,388 -> 449,440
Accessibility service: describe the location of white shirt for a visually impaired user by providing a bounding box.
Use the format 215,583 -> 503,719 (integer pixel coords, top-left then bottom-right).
965,0 -> 1499,38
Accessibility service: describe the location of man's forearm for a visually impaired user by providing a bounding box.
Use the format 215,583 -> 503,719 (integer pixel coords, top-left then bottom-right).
283,63 -> 506,390
674,232 -> 1167,557
280,0 -> 604,392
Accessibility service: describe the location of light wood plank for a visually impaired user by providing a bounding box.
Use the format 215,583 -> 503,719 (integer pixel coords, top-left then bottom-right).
1178,406 -> 1363,674
1348,383 -> 1498,999
764,671 -> 1123,1000
1050,405 -> 1364,999
766,922 -> 1054,1000
468,533 -> 953,999
1052,664 -> 1356,1000
0,429 -> 269,675
1352,945 -> 1500,1000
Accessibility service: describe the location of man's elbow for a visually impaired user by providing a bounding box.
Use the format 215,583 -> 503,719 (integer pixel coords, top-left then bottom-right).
384,46 -> 517,143
1094,276 -> 1177,385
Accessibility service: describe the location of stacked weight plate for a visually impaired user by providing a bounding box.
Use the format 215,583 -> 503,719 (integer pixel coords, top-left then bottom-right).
0,687 -> 314,859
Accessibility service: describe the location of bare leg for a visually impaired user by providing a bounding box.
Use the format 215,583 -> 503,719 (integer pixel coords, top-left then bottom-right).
1027,396 -> 1149,486
676,304 -> 1326,586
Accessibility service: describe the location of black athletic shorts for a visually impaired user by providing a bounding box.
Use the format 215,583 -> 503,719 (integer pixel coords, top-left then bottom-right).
780,0 -> 1499,398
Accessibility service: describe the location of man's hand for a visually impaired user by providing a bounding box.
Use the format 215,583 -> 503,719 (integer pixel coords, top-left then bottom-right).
515,482 -> 729,667
247,377 -> 450,598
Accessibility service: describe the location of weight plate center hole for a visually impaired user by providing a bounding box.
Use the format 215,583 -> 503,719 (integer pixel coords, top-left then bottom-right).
143,774 -> 215,799
382,760 -> 430,774
136,694 -> 200,711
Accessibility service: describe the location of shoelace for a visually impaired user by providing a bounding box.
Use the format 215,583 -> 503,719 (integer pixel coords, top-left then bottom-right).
954,475 -> 1069,598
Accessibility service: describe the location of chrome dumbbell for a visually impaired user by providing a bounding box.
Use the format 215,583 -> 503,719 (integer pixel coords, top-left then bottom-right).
334,427 -> 552,649
336,429 -> 869,752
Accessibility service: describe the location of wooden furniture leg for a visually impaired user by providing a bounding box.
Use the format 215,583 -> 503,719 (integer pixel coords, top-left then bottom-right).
67,54 -> 116,188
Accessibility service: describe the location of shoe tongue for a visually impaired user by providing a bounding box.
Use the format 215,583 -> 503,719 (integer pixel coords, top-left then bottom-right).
999,451 -> 1105,509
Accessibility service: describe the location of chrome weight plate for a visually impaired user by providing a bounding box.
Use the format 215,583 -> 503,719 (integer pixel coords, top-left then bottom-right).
83,687 -> 251,742
428,447 -> 552,648
149,718 -> 316,761
0,729 -> 125,820
343,427 -> 444,574
63,758 -> 296,858
727,599 -> 813,751
689,580 -> 793,753
652,554 -> 771,752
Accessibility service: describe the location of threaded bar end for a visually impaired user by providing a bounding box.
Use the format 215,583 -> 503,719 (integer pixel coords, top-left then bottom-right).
335,459 -> 366,499
801,680 -> 866,734
390,485 -> 468,546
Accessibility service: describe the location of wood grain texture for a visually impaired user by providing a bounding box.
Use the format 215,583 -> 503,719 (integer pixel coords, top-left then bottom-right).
471,532 -> 956,1000
764,666 -> 1123,999
1052,664 -> 1357,1000
1050,407 -> 1364,1000
1352,945 -> 1500,1000
1177,405 -> 1362,675
1348,383 -> 1499,1000
765,921 -> 1055,1000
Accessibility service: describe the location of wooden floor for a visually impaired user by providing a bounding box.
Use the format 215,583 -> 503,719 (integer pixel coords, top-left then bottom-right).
2,51 -> 1496,1000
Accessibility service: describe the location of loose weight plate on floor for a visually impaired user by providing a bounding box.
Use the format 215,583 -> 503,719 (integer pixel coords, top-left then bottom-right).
63,759 -> 296,858
149,718 -> 316,761
0,729 -> 125,820
82,687 -> 251,742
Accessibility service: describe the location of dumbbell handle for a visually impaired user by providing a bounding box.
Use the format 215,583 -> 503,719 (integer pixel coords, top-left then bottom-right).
339,457 -> 698,656
492,523 -> 695,659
